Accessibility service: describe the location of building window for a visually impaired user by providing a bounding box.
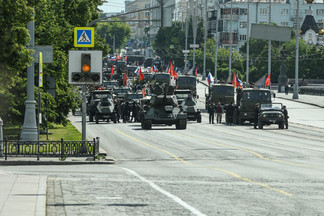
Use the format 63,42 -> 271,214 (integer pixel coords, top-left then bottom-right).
240,22 -> 247,28
280,9 -> 288,15
280,22 -> 289,27
240,8 -> 247,15
317,9 -> 324,16
145,3 -> 150,9
240,35 -> 247,41
260,8 -> 268,15
145,12 -> 150,17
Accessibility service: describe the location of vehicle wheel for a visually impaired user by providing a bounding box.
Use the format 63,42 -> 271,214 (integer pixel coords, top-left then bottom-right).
95,116 -> 99,124
197,115 -> 202,123
259,121 -> 263,129
144,120 -> 152,130
89,113 -> 94,122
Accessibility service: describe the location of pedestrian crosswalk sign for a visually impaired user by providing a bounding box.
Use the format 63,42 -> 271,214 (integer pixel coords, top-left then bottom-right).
74,27 -> 94,47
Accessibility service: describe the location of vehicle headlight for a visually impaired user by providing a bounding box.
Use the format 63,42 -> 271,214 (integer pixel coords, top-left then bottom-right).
165,105 -> 173,112
244,113 -> 247,116
263,114 -> 267,118
278,114 -> 282,118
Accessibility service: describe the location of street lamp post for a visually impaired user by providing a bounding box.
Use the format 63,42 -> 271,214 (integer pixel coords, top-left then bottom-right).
293,0 -> 300,99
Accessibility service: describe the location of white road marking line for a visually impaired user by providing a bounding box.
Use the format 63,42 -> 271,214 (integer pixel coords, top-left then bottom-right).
120,167 -> 207,216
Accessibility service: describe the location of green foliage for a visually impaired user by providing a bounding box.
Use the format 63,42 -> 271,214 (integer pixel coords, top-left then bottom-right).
0,0 -> 108,126
96,18 -> 131,54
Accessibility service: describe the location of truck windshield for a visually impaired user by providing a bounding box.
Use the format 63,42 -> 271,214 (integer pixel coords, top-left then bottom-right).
177,77 -> 196,85
243,91 -> 271,101
211,86 -> 234,95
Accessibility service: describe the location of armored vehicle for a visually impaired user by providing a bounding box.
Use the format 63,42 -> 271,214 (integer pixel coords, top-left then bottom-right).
258,103 -> 285,129
176,75 -> 197,97
141,85 -> 187,130
87,90 -> 113,122
233,88 -> 272,124
95,95 -> 117,124
180,93 -> 201,123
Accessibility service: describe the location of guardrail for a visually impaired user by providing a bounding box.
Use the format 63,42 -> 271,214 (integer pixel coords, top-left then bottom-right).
2,138 -> 99,161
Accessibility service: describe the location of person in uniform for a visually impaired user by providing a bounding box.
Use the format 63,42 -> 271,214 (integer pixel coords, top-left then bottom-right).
216,102 -> 224,124
282,105 -> 288,129
254,103 -> 260,129
208,101 -> 216,124
226,102 -> 235,125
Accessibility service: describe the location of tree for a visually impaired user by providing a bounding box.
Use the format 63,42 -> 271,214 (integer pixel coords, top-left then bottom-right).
96,18 -> 131,54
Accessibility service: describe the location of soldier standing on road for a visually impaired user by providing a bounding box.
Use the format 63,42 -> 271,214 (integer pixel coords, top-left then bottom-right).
226,102 -> 235,125
282,105 -> 289,129
216,102 -> 224,124
130,101 -> 138,122
125,101 -> 131,122
285,83 -> 289,95
254,103 -> 260,129
208,102 -> 216,124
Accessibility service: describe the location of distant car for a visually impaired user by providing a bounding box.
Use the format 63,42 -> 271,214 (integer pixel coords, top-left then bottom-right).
258,103 -> 285,129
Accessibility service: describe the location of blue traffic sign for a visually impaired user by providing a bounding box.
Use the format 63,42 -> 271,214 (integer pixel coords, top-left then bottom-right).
74,27 -> 94,47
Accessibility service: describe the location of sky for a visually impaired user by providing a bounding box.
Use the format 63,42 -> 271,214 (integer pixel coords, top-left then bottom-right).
99,0 -> 125,13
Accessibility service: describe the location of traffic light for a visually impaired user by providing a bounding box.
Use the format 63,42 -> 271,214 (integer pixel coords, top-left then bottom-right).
69,51 -> 102,85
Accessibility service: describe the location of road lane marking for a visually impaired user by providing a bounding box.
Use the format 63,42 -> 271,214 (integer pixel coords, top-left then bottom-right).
120,167 -> 207,216
170,130 -> 324,170
115,129 -> 293,197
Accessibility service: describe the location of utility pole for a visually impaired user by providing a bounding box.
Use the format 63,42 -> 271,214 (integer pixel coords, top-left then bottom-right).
293,0 -> 300,99
268,0 -> 272,77
21,9 -> 38,141
246,0 -> 250,85
203,0 -> 208,80
185,0 -> 189,72
157,0 -> 164,27
229,0 -> 233,82
214,1 -> 219,83
192,1 -> 197,71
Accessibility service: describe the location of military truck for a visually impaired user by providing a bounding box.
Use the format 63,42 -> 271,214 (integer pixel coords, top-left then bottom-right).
141,84 -> 187,130
233,88 -> 272,124
95,96 -> 117,124
87,90 -> 114,122
205,84 -> 234,109
258,103 -> 285,129
176,75 -> 197,97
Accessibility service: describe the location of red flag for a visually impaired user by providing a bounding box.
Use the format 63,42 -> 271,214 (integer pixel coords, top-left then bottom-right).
169,61 -> 177,78
110,66 -> 114,79
123,70 -> 127,86
125,56 -> 128,61
150,66 -> 153,73
232,73 -> 237,88
265,73 -> 271,87
137,60 -> 139,66
194,66 -> 198,77
142,88 -> 146,98
138,67 -> 144,82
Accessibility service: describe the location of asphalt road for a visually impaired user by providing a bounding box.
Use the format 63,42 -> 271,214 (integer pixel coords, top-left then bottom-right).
2,83 -> 324,215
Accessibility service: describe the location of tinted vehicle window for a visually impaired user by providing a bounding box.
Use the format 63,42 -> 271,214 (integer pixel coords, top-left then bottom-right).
177,77 -> 196,85
243,91 -> 271,101
211,86 -> 234,95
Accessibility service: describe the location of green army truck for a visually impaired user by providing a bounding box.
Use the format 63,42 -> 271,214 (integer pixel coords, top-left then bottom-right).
205,84 -> 234,109
233,88 -> 272,124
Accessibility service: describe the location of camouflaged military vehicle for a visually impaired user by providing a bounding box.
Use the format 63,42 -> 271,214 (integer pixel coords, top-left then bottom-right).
95,95 -> 117,124
141,84 -> 187,130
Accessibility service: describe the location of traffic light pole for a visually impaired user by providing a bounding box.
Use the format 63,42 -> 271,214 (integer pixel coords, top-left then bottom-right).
81,85 -> 87,141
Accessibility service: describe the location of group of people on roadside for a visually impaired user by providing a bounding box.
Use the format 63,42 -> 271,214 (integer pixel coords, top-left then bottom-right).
114,100 -> 139,123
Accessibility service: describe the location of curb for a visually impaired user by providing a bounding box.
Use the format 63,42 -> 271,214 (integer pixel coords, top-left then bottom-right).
0,158 -> 115,166
277,96 -> 324,108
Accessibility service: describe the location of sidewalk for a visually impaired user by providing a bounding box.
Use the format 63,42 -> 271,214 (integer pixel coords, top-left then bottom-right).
276,92 -> 324,108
